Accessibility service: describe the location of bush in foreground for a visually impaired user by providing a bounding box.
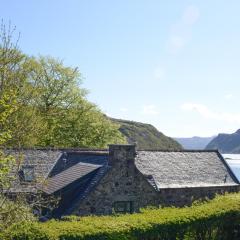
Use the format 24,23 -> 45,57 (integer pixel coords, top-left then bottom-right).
2,193 -> 240,240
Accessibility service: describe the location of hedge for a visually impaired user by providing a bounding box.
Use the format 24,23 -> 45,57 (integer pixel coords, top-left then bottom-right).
2,193 -> 240,240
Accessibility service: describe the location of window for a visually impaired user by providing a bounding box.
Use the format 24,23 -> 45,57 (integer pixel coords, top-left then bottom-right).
90,207 -> 96,214
22,166 -> 35,182
113,201 -> 133,214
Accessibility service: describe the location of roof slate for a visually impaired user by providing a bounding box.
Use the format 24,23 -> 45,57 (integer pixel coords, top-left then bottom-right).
135,150 -> 239,188
42,162 -> 102,194
7,149 -> 61,193
49,151 -> 108,177
7,148 -> 239,195
7,149 -> 108,194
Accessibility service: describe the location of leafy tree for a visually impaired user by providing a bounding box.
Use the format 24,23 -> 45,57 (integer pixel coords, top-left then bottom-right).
30,56 -> 126,148
5,57 -> 45,147
0,92 -> 16,188
0,21 -> 43,148
0,21 -> 20,187
0,32 -> 125,148
0,24 -> 124,225
0,21 -> 35,230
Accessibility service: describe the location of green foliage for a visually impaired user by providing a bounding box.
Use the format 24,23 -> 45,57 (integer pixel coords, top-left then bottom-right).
0,195 -> 35,231
0,21 -> 40,148
3,193 -> 240,240
0,32 -> 126,148
111,118 -> 182,150
0,20 -> 124,233
0,21 -> 19,188
0,22 -> 35,231
27,56 -> 126,148
0,89 -> 17,188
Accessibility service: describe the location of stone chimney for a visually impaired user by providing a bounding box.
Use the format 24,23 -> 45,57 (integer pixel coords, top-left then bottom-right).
108,144 -> 136,166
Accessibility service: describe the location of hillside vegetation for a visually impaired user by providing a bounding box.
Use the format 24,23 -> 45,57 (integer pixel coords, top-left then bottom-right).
206,129 -> 240,153
3,193 -> 240,240
111,118 -> 182,150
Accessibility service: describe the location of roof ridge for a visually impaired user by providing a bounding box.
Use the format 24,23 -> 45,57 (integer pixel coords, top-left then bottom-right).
4,147 -> 108,152
5,147 -> 220,153
138,149 -> 219,152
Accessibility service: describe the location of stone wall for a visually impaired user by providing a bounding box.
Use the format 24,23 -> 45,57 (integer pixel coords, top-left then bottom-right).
159,185 -> 240,207
73,145 -> 159,215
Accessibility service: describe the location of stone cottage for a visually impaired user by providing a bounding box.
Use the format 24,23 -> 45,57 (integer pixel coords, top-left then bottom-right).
7,144 -> 240,217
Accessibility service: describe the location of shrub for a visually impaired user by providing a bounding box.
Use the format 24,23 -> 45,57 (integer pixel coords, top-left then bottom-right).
0,194 -> 35,232
2,193 -> 240,240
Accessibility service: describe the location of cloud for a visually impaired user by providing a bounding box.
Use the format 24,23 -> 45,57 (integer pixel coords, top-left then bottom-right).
142,105 -> 159,115
181,103 -> 240,123
167,5 -> 200,53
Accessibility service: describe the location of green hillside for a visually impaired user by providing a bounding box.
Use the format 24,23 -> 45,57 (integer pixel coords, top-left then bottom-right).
111,118 -> 182,150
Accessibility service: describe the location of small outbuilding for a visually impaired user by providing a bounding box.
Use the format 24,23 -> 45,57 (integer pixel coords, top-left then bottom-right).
7,144 -> 239,217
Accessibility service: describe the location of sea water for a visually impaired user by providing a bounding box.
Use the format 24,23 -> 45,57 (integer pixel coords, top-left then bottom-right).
223,154 -> 240,180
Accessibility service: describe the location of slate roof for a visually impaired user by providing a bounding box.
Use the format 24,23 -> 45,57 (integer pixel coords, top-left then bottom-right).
7,149 -> 61,193
42,162 -> 102,194
7,149 -> 108,194
7,148 -> 239,196
49,151 -> 108,177
135,150 -> 239,188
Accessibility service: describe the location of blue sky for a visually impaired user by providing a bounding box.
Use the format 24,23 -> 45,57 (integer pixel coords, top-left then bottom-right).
1,0 -> 240,137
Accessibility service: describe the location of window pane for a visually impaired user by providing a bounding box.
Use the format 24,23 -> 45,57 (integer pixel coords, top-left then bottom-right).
113,201 -> 133,213
22,166 -> 34,181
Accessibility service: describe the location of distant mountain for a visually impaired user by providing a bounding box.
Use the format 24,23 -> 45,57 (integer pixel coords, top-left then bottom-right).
205,129 -> 240,153
111,118 -> 182,150
174,136 -> 215,150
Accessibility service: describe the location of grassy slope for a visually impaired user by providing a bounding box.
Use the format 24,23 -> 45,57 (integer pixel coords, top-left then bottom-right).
111,118 -> 182,150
